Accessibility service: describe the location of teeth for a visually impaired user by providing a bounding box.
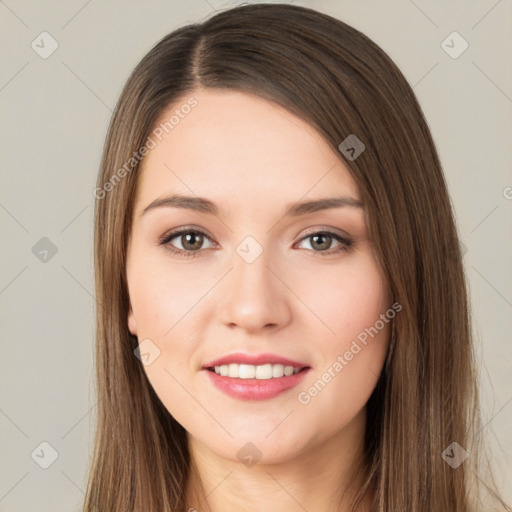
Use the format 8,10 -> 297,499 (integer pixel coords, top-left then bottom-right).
256,364 -> 272,379
239,364 -> 256,379
228,363 -> 238,378
212,363 -> 303,379
272,364 -> 284,377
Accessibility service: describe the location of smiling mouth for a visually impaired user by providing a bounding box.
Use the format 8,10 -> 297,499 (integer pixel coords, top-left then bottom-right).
206,363 -> 308,380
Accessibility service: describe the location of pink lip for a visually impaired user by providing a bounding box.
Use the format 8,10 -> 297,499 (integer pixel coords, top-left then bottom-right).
202,352 -> 308,369
202,353 -> 311,401
204,367 -> 311,401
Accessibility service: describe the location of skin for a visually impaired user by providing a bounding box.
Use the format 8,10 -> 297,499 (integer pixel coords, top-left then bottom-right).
126,89 -> 391,511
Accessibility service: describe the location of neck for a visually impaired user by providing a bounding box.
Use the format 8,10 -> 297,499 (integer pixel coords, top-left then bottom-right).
184,407 -> 371,512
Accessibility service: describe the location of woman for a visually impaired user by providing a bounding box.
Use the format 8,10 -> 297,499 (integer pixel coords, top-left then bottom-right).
85,3 -> 510,511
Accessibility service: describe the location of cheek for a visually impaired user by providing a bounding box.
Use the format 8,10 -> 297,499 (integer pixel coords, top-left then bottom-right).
127,257 -> 203,418
294,253 -> 389,342
126,251 -> 208,400
293,255 -> 390,414
127,247 -> 209,338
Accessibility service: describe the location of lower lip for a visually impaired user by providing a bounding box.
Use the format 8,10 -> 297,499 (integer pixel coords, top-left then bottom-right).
204,368 -> 310,400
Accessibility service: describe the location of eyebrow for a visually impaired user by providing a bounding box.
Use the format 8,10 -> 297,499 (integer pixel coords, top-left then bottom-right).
139,193 -> 363,218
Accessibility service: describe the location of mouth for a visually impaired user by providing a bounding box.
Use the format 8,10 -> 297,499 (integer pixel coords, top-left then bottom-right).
202,354 -> 311,400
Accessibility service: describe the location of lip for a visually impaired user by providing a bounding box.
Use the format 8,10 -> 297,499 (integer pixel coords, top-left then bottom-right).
202,352 -> 309,368
202,352 -> 311,401
204,366 -> 311,401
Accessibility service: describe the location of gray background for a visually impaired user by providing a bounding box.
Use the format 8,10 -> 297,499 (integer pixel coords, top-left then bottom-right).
1,0 -> 511,510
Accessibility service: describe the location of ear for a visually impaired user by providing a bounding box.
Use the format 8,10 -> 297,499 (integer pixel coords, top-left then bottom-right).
128,304 -> 138,336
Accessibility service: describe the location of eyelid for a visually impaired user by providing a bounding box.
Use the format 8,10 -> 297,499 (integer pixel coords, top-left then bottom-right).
158,225 -> 215,244
297,225 -> 352,240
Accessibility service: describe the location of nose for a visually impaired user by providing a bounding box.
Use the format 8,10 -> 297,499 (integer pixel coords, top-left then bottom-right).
217,247 -> 292,334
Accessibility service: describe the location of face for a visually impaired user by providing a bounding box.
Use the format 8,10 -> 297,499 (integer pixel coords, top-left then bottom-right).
126,89 -> 392,464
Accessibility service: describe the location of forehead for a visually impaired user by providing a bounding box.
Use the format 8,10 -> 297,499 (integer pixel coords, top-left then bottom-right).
134,89 -> 360,215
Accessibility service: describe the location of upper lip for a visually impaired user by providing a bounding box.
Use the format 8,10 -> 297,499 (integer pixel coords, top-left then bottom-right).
203,352 -> 309,369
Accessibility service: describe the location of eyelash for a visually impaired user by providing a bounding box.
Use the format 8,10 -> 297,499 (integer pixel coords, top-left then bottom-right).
158,227 -> 354,259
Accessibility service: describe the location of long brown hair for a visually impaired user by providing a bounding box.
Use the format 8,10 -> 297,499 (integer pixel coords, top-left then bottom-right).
85,4 -> 509,511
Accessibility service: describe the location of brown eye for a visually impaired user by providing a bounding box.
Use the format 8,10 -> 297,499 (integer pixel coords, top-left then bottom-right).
159,229 -> 214,257
309,233 -> 333,251
297,230 -> 353,256
180,232 -> 205,251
